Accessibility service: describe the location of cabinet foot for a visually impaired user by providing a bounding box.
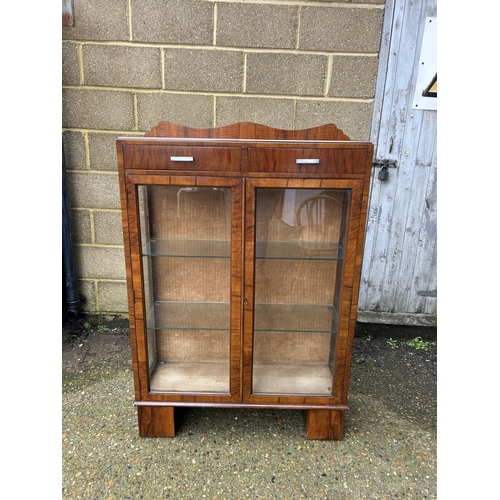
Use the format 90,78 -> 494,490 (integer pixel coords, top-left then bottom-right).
306,409 -> 345,440
137,406 -> 175,437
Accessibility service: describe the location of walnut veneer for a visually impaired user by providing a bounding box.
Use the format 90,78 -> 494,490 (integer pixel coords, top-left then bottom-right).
117,122 -> 373,440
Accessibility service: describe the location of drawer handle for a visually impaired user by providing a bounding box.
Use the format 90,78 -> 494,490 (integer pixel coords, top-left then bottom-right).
296,159 -> 319,164
170,156 -> 194,162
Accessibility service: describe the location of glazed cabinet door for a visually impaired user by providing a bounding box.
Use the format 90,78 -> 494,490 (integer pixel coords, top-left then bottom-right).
243,178 -> 364,405
124,175 -> 243,403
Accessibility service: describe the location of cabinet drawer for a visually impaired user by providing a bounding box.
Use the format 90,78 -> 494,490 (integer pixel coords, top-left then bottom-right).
248,148 -> 366,174
123,145 -> 241,172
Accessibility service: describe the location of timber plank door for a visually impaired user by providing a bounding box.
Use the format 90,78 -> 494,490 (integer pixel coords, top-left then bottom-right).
358,0 -> 437,327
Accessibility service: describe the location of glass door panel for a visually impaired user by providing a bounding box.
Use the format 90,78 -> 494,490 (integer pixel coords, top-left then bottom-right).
139,185 -> 232,393
252,188 -> 349,396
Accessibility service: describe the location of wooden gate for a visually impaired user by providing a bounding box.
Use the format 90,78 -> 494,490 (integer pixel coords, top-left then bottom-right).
357,0 -> 437,327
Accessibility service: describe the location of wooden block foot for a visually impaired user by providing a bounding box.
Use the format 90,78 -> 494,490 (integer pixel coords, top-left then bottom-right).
137,406 -> 176,437
306,409 -> 345,440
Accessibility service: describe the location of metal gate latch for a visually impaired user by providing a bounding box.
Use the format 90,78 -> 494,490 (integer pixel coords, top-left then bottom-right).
372,159 -> 398,181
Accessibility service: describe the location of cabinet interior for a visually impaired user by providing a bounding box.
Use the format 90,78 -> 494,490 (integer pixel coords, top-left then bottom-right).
139,185 -> 348,396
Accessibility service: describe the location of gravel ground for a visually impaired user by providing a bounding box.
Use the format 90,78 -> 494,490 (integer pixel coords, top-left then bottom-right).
62,318 -> 437,499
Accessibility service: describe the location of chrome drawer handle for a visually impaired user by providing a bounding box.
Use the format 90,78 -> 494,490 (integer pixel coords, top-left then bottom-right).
170,156 -> 194,162
296,159 -> 319,164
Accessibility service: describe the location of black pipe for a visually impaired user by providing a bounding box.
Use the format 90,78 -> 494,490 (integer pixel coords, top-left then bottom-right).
62,141 -> 81,321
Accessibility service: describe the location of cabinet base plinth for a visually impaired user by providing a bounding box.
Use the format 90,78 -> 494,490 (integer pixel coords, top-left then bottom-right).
306,409 -> 345,440
137,406 -> 175,437
135,405 -> 345,439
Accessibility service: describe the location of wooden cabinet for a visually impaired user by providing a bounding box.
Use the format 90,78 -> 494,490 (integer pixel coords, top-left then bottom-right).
117,122 -> 373,440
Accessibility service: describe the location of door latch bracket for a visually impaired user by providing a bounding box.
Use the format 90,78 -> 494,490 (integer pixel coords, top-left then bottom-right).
373,159 -> 397,181
372,159 -> 398,169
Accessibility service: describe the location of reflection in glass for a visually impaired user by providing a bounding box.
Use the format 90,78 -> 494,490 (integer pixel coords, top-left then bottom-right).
252,188 -> 349,396
138,186 -> 232,393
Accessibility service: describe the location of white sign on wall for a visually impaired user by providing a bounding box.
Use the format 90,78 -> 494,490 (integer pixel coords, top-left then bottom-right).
412,17 -> 437,110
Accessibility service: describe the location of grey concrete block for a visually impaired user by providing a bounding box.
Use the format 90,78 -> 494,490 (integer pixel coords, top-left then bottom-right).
295,100 -> 374,141
78,280 -> 97,313
94,211 -> 124,245
164,49 -> 244,93
97,281 -> 129,314
62,0 -> 129,41
216,96 -> 294,129
217,3 -> 298,49
137,93 -> 214,131
88,133 -> 142,171
62,89 -> 135,130
63,131 -> 86,170
71,209 -> 92,244
62,43 -> 80,86
328,56 -> 379,98
246,53 -> 327,96
88,133 -> 119,172
67,171 -> 121,210
75,246 -> 126,280
131,0 -> 213,44
83,45 -> 162,89
299,6 -> 384,53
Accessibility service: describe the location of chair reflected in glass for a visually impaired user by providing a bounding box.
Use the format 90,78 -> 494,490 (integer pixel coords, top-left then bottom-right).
293,191 -> 345,293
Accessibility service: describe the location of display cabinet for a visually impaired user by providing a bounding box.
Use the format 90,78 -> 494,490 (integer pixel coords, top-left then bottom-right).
117,122 -> 373,440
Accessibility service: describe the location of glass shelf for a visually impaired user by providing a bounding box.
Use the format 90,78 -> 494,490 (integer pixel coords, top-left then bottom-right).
149,301 -> 230,330
143,238 -> 230,258
141,238 -> 342,261
256,241 -> 344,261
147,301 -> 337,334
254,303 -> 338,333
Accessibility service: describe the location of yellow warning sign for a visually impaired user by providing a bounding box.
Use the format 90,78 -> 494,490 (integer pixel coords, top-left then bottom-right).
422,74 -> 437,98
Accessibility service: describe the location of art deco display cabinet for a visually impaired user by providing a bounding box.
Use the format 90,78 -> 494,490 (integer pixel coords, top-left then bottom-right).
117,122 -> 373,440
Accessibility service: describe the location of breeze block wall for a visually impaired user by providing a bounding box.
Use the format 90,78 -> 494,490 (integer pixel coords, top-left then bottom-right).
62,0 -> 385,316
